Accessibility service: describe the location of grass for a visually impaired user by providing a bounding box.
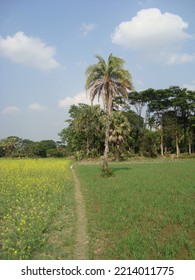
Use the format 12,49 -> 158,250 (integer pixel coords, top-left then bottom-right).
1,157 -> 194,260
0,158 -> 76,260
76,159 -> 195,259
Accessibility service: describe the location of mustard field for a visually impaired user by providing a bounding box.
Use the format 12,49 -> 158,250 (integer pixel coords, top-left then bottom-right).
0,159 -> 74,260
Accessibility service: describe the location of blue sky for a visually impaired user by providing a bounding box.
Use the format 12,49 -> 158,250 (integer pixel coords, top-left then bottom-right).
0,0 -> 195,141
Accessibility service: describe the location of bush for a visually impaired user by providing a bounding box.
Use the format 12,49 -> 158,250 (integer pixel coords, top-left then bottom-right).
75,150 -> 85,161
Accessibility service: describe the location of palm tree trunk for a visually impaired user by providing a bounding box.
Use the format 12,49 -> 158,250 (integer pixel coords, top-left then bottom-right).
103,105 -> 110,171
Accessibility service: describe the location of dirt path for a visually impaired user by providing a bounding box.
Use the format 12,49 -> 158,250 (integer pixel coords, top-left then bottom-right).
71,165 -> 88,259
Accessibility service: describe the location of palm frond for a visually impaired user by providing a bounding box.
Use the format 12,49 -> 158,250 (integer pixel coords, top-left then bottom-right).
85,54 -> 133,110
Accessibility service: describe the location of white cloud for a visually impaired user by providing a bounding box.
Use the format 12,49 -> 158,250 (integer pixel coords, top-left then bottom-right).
81,23 -> 97,36
28,103 -> 47,111
111,8 -> 194,64
167,53 -> 195,64
58,91 -> 102,108
1,106 -> 21,114
183,80 -> 195,90
58,92 -> 91,108
0,32 -> 60,70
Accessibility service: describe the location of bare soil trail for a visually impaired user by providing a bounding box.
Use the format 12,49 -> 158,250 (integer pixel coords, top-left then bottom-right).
71,165 -> 88,259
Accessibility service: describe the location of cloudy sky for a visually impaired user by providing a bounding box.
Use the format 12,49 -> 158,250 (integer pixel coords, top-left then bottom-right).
0,0 -> 195,141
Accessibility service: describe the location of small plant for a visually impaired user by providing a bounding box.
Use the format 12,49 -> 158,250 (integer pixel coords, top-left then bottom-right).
100,167 -> 114,178
75,150 -> 85,161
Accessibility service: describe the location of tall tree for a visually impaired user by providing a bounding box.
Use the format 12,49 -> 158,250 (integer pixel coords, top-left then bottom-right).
146,88 -> 172,156
109,111 -> 131,161
85,54 -> 133,172
128,90 -> 146,116
170,86 -> 195,155
59,104 -> 104,158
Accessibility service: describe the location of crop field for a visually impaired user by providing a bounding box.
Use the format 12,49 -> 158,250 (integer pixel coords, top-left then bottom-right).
0,159 -> 75,260
1,158 -> 195,260
76,159 -> 195,260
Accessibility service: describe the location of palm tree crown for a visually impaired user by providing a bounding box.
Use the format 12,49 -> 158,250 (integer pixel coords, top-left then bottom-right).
85,54 -> 133,113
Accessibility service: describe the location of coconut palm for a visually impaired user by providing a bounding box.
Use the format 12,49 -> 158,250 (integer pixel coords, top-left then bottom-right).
85,54 -> 133,172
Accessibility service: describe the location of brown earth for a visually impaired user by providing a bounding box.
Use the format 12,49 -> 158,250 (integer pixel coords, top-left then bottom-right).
71,165 -> 88,259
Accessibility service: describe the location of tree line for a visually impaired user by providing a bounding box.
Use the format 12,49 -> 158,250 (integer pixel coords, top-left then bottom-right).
1,85 -> 194,160
59,85 -> 195,160
0,137 -> 66,158
60,54 -> 195,166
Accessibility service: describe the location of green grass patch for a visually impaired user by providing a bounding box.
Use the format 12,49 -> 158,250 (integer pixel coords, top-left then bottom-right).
76,159 -> 195,259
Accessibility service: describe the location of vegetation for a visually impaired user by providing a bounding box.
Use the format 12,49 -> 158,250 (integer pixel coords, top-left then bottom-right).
0,159 -> 75,259
59,104 -> 105,159
2,85 -> 194,161
0,137 -> 66,158
59,86 -> 195,161
76,159 -> 195,259
85,54 -> 133,173
1,157 -> 194,260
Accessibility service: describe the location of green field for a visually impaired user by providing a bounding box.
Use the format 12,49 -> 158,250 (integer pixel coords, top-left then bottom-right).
76,159 -> 195,259
0,159 -> 76,260
0,158 -> 195,260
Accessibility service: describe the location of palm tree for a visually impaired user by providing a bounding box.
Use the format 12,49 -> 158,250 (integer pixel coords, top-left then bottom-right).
109,111 -> 131,161
85,54 -> 133,172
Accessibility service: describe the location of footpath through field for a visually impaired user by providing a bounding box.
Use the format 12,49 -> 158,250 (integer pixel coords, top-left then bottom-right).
71,165 -> 88,259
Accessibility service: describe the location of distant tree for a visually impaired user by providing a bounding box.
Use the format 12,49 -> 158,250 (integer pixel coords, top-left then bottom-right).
188,114 -> 195,154
109,111 -> 131,161
170,86 -> 195,155
59,104 -> 105,158
128,90 -> 146,116
21,139 -> 39,157
37,140 -> 56,157
0,144 -> 5,157
141,130 -> 160,157
125,110 -> 145,155
85,54 -> 133,173
146,88 -> 173,156
161,111 -> 181,155
0,136 -> 22,157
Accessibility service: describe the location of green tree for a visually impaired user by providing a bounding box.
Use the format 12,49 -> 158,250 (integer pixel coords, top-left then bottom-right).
59,104 -> 104,158
141,129 -> 160,157
113,96 -> 145,155
109,111 -> 131,161
38,140 -> 56,157
161,111 -> 180,155
0,136 -> 22,157
21,139 -> 39,157
128,90 -> 146,116
170,86 -> 195,155
146,88 -> 173,156
125,110 -> 145,155
85,54 -> 133,172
